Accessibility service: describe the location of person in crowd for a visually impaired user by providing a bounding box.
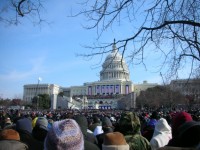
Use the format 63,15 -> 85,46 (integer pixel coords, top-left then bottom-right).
16,117 -> 43,150
0,110 -> 10,129
143,111 -> 160,141
44,118 -> 84,150
2,117 -> 14,129
93,124 -> 104,136
118,111 -> 151,150
150,118 -> 172,150
102,132 -> 129,150
158,120 -> 200,150
32,117 -> 48,142
89,116 -> 101,132
96,117 -> 114,150
74,115 -> 100,150
167,111 -> 193,146
47,119 -> 54,130
0,129 -> 28,150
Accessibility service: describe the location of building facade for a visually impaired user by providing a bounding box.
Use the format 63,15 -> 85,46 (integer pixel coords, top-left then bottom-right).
23,84 -> 60,106
23,41 -> 158,109
170,79 -> 200,101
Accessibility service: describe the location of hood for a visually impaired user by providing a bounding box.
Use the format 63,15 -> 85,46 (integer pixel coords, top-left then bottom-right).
119,112 -> 141,135
16,118 -> 32,134
153,118 -> 172,137
74,115 -> 88,137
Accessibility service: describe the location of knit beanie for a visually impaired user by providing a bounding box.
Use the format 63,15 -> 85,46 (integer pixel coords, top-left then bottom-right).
16,118 -> 32,134
177,121 -> 200,147
102,132 -> 129,150
0,129 -> 20,140
4,117 -> 12,124
36,117 -> 48,131
172,111 -> 193,137
44,119 -> 84,150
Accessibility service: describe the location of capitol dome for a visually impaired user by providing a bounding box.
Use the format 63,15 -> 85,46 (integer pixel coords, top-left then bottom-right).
100,41 -> 130,81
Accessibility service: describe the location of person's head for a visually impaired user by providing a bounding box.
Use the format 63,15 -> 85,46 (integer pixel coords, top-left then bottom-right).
0,129 -> 20,140
74,115 -> 88,137
102,117 -> 114,132
16,118 -> 32,133
102,132 -> 129,150
35,117 -> 48,131
177,121 -> 200,147
118,111 -> 141,135
151,111 -> 160,120
171,111 -> 193,137
44,119 -> 84,150
93,116 -> 100,124
153,118 -> 172,138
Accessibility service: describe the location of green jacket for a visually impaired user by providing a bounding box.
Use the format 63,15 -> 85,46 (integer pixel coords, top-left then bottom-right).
119,111 -> 151,150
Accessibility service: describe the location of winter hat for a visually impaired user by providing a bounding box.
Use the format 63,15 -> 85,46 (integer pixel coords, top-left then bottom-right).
172,111 -> 193,137
16,118 -> 32,133
36,117 -> 48,131
177,121 -> 200,147
102,132 -> 129,150
0,129 -> 20,140
102,117 -> 113,127
44,119 -> 84,150
4,117 -> 12,124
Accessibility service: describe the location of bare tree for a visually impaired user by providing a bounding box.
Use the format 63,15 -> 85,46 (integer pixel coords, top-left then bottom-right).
0,0 -> 45,25
73,0 -> 200,80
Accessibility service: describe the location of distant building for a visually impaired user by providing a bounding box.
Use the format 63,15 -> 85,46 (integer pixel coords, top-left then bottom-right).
170,79 -> 200,101
134,80 -> 158,96
23,41 -> 158,109
23,84 -> 60,109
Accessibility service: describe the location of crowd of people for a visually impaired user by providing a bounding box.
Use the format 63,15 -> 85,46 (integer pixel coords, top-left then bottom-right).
0,107 -> 200,150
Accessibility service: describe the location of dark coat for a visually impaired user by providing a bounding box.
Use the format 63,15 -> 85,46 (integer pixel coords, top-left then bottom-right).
16,117 -> 44,150
0,139 -> 28,150
85,140 -> 100,150
32,126 -> 48,142
17,129 -> 44,150
74,115 -> 100,150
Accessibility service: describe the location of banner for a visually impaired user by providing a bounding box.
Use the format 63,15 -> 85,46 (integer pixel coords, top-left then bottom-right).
96,85 -> 100,94
115,85 -> 119,93
88,86 -> 92,95
126,85 -> 129,94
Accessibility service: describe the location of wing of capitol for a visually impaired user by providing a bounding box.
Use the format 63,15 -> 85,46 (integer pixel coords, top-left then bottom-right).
23,41 -> 159,110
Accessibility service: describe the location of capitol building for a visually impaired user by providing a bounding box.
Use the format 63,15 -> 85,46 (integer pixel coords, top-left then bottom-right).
23,42 -> 158,109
